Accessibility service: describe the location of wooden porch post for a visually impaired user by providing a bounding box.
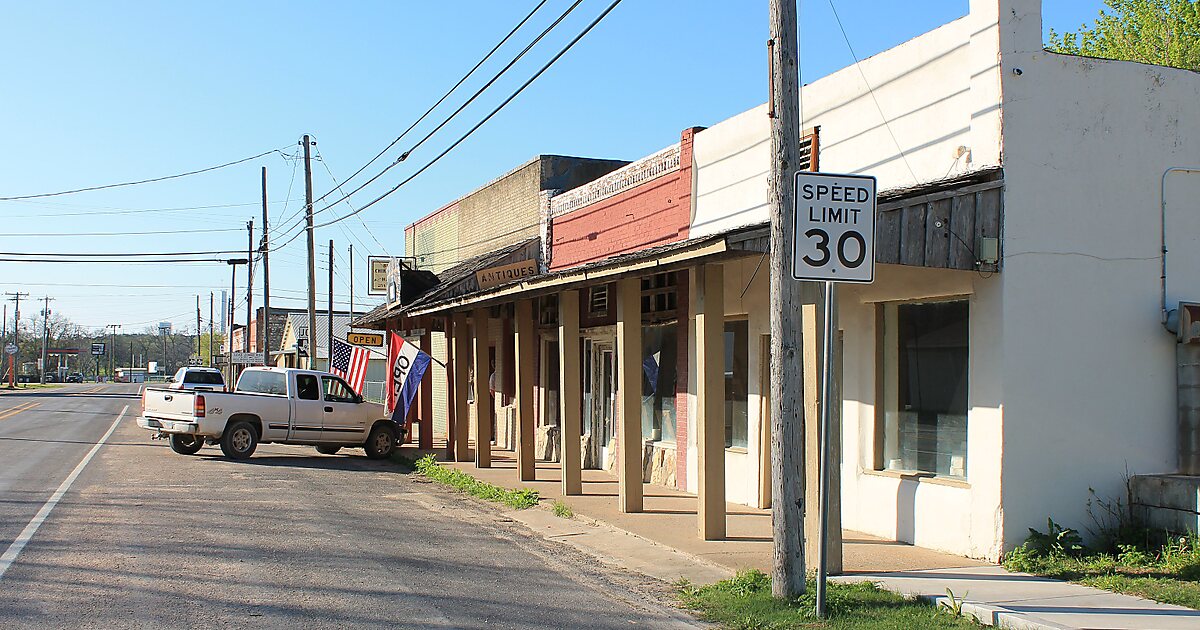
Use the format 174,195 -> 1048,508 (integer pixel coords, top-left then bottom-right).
616,276 -> 643,513
419,320 -> 434,450
472,307 -> 491,468
514,299 -> 536,481
452,312 -> 471,463
558,290 -> 583,495
694,263 -> 726,540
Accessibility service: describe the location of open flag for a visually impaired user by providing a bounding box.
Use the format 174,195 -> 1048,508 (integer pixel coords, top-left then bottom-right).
387,332 -> 432,424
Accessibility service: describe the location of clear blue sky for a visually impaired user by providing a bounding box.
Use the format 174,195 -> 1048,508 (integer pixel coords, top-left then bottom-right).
0,1 -> 1104,335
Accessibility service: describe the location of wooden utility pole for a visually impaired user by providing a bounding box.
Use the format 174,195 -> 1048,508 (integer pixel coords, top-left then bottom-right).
39,296 -> 53,384
196,295 -> 201,357
209,293 -> 214,367
348,243 -> 354,318
261,166 -> 272,367
303,134 -> 317,369
328,239 -> 335,365
6,292 -> 28,386
246,220 -> 254,353
768,0 -> 809,599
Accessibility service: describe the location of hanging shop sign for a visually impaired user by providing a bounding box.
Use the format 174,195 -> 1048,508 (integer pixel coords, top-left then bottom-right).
475,259 -> 538,291
368,256 -> 391,296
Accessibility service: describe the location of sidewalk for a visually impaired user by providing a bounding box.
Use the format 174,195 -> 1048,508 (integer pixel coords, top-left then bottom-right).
402,442 -> 1200,629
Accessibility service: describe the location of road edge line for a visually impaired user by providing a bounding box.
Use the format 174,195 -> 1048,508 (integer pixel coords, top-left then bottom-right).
0,404 -> 129,581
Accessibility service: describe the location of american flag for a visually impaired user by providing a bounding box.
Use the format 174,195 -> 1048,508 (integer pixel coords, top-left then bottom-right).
330,338 -> 370,393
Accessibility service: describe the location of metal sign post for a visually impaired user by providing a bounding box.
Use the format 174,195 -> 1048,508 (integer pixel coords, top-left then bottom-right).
791,171 -> 876,618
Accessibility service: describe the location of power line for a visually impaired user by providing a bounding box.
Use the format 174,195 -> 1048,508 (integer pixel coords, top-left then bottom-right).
0,198 -> 299,219
287,0 -> 586,236
826,0 -> 918,183
0,257 -> 238,264
309,0 -> 551,208
0,249 -> 243,257
0,227 -> 244,238
314,145 -> 393,257
0,147 -> 291,201
310,0 -> 626,232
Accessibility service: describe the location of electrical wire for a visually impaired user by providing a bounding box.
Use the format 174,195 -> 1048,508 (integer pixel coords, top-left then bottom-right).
0,258 -> 239,264
310,0 -> 626,232
314,145 -> 393,258
0,249 -> 243,257
0,147 -> 291,201
0,227 -> 244,238
307,0 -> 551,208
826,0 -> 919,183
295,0 -> 588,230
0,199 -> 299,219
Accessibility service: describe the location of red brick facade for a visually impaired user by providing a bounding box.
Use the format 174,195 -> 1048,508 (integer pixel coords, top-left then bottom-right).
549,128 -> 702,271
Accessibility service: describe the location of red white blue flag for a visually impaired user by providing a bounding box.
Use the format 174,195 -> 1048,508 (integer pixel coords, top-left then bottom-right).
387,332 -> 431,424
330,338 -> 370,394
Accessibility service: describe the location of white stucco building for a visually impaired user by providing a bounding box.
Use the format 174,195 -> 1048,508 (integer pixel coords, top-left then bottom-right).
361,0 -> 1200,562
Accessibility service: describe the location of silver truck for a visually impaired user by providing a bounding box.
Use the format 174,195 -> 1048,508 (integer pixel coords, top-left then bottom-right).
137,367 -> 401,460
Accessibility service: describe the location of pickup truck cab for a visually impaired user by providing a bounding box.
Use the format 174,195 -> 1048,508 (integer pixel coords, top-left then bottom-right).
137,367 -> 401,460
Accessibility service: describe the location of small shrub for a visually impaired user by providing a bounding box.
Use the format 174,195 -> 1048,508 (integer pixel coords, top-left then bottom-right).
725,569 -> 771,597
1025,518 -> 1085,558
1117,544 -> 1154,568
552,500 -> 574,519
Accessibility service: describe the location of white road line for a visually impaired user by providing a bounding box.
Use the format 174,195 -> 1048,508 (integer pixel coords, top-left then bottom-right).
0,404 -> 129,581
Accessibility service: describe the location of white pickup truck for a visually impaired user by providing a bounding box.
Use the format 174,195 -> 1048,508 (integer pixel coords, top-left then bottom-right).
137,367 -> 402,460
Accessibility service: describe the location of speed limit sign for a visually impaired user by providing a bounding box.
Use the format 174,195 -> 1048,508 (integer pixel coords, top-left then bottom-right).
792,172 -> 876,283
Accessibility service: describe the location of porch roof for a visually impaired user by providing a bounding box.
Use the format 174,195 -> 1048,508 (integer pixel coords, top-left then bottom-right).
356,226 -> 760,327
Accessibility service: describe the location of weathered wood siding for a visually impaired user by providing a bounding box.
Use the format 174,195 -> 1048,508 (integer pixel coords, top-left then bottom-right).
731,175 -> 1003,273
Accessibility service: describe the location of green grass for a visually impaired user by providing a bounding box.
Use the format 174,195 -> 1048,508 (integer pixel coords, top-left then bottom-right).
677,570 -> 979,629
552,500 -> 574,519
414,454 -> 540,510
2,383 -> 62,390
1004,541 -> 1200,610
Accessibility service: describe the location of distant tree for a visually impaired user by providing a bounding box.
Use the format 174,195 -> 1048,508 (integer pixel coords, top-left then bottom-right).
1047,0 -> 1200,71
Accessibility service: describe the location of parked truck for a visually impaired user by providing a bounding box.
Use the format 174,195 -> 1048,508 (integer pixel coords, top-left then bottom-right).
137,367 -> 402,460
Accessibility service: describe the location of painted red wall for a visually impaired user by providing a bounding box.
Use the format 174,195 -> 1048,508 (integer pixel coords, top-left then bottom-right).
549,128 -> 701,271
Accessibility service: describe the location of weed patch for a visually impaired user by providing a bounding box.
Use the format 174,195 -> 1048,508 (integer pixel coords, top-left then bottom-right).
414,455 -> 539,510
677,569 -> 979,629
552,500 -> 574,519
1005,523 -> 1200,609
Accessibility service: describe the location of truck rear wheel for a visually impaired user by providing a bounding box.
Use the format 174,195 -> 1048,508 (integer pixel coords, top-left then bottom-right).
169,434 -> 204,455
364,423 -> 397,460
316,445 -> 341,455
220,420 -> 258,460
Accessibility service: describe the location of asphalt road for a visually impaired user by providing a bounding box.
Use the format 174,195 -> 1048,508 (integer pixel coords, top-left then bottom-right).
0,384 -> 701,629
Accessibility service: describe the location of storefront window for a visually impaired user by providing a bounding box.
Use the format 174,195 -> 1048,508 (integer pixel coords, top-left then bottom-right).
641,324 -> 677,442
724,320 -> 749,449
881,300 -> 969,478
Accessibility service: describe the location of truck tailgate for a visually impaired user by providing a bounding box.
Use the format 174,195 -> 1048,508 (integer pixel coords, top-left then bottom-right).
141,387 -> 196,422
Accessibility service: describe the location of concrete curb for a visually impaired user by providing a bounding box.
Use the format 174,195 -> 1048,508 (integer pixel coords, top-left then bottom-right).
919,594 -> 1074,630
526,504 -> 1079,630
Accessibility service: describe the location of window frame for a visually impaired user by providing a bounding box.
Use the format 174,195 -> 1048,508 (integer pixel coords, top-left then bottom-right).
723,316 -> 751,451
872,297 -> 970,480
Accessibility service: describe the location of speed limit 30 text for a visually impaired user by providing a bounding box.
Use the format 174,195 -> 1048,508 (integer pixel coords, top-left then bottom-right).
800,182 -> 870,225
